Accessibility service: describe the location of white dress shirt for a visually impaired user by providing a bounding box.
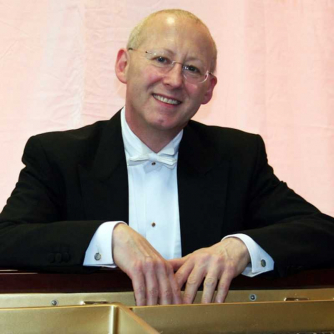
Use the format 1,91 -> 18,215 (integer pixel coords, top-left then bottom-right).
84,108 -> 274,276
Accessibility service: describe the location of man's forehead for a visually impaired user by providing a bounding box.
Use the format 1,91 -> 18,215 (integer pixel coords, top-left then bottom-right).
140,15 -> 211,48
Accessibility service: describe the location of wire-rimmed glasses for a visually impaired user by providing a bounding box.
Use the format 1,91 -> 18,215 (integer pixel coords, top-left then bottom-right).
128,48 -> 215,84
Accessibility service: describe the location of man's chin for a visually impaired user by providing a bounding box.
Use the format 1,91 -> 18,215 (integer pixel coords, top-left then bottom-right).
149,119 -> 186,134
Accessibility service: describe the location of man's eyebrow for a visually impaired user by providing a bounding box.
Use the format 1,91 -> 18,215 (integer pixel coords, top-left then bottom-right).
153,48 -> 206,64
151,47 -> 174,55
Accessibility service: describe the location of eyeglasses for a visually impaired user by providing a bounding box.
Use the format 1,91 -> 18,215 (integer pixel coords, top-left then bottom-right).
128,48 -> 215,84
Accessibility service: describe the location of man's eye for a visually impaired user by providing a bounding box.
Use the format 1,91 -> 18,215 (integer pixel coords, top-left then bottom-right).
184,65 -> 201,75
153,56 -> 170,65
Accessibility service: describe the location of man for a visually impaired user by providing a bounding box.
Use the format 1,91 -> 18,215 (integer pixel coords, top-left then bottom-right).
0,9 -> 333,307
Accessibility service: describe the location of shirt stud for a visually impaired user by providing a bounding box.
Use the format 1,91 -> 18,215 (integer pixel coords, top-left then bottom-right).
151,222 -> 156,227
151,162 -> 156,166
261,259 -> 266,267
94,253 -> 101,261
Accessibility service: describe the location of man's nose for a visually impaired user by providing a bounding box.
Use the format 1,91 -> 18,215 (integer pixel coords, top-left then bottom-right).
162,62 -> 184,87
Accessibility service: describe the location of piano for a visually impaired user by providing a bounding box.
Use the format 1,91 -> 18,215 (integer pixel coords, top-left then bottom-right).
0,268 -> 333,333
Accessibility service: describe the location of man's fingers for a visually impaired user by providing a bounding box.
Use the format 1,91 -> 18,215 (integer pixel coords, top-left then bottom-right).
182,266 -> 205,304
214,270 -> 234,303
168,268 -> 183,305
174,258 -> 195,289
154,262 -> 173,305
113,224 -> 181,306
201,267 -> 220,304
143,257 -> 182,306
131,271 -> 146,306
143,257 -> 160,305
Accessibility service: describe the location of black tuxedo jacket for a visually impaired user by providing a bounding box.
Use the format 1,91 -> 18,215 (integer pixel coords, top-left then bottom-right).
1,112 -> 333,275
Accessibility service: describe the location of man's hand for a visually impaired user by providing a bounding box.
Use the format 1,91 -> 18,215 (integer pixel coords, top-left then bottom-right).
112,224 -> 182,306
168,238 -> 251,304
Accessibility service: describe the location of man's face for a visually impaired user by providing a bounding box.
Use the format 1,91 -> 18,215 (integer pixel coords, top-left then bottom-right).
116,14 -> 217,141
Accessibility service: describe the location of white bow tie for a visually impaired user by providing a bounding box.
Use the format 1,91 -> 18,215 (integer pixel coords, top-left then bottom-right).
127,153 -> 177,172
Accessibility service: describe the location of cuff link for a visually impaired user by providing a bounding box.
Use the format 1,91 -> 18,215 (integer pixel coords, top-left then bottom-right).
94,253 -> 102,261
261,259 -> 266,267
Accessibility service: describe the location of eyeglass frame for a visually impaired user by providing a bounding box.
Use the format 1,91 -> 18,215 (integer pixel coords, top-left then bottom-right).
127,48 -> 215,84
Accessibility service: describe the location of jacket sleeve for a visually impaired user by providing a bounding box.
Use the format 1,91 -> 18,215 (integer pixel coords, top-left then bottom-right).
242,135 -> 334,276
0,136 -> 104,273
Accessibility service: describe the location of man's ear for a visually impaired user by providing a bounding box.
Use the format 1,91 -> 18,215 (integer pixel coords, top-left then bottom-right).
115,49 -> 129,84
201,75 -> 217,105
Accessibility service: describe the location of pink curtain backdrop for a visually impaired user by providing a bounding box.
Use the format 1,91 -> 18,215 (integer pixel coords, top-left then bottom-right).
1,0 -> 333,216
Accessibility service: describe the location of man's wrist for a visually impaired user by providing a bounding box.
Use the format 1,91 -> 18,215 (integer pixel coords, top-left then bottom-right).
83,221 -> 125,267
223,234 -> 274,277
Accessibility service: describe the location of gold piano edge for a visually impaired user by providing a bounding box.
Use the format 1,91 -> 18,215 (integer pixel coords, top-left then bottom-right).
1,287 -> 333,309
0,300 -> 333,333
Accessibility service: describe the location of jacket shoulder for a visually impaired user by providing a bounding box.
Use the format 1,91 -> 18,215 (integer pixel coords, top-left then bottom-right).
31,120 -> 108,149
21,121 -> 113,178
186,120 -> 263,154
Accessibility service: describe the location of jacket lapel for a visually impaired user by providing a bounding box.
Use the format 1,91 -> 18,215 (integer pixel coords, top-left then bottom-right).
78,112 -> 129,223
178,123 -> 230,256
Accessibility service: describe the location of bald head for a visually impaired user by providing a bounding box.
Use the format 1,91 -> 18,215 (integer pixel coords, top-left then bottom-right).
126,9 -> 217,72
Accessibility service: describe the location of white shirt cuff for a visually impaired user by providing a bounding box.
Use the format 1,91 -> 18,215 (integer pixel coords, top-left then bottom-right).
223,234 -> 274,277
83,221 -> 125,267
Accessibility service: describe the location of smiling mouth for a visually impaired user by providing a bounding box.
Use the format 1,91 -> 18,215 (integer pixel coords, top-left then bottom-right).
153,94 -> 182,105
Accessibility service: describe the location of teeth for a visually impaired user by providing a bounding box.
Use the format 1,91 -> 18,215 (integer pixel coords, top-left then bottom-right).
153,94 -> 181,105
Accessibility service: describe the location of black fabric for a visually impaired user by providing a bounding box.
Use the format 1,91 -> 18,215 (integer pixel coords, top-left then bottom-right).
1,111 -> 333,275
